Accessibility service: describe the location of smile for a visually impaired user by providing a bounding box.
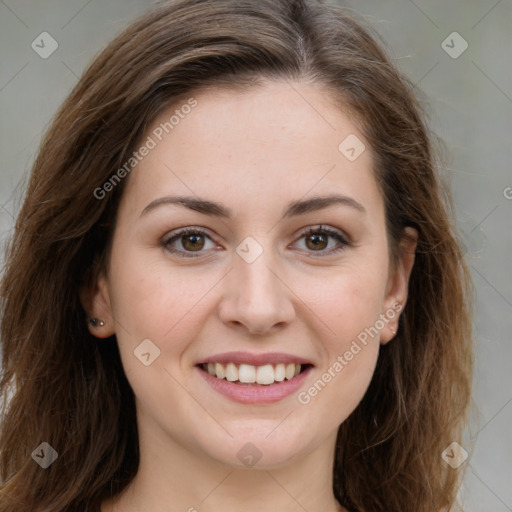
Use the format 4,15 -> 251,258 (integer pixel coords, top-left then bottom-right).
200,362 -> 309,386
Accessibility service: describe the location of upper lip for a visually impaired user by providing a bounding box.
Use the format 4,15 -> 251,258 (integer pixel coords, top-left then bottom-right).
197,351 -> 314,366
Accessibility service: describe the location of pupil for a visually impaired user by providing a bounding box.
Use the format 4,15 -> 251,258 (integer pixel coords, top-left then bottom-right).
184,234 -> 204,251
308,233 -> 326,250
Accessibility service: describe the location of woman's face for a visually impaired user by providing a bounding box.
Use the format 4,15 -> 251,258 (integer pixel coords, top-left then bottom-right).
88,80 -> 415,469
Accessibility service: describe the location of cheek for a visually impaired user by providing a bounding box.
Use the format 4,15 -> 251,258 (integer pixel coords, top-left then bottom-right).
106,253 -> 213,420
299,343 -> 379,429
294,263 -> 387,413
107,246 -> 219,364
298,257 -> 389,341
297,319 -> 383,428
109,235 -> 187,326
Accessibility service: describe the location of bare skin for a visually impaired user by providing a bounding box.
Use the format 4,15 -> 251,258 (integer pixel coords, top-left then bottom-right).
84,79 -> 417,512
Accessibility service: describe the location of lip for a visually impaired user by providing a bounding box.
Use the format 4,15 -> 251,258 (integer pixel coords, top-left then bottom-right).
196,364 -> 313,404
197,351 -> 313,366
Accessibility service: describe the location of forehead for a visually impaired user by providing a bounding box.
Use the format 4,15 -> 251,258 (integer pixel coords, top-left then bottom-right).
119,80 -> 383,222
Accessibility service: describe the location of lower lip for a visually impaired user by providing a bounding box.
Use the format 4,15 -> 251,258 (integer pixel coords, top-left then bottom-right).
196,366 -> 313,404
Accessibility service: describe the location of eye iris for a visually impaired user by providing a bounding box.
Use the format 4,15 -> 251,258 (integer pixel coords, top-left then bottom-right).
306,233 -> 327,251
182,233 -> 204,251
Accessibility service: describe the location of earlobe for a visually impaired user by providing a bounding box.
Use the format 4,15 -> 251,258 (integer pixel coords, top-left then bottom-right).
79,272 -> 116,339
381,226 -> 418,344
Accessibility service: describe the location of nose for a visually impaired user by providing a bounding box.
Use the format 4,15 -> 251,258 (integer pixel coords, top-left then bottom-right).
216,248 -> 296,336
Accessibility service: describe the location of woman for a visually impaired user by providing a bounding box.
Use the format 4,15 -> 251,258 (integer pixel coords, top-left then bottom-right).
0,0 -> 473,511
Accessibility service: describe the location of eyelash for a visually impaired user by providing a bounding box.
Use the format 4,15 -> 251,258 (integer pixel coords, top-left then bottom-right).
162,225 -> 351,259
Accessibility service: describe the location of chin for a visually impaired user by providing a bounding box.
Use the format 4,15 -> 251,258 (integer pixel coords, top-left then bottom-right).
196,429 -> 308,470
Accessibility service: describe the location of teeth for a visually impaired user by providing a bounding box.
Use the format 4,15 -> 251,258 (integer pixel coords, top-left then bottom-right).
225,363 -> 238,382
214,363 -> 225,379
256,364 -> 275,385
238,364 -> 256,383
274,363 -> 286,381
285,363 -> 295,380
202,362 -> 306,385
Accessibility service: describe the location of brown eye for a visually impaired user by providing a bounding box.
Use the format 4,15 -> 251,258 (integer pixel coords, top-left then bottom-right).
163,228 -> 215,257
305,232 -> 329,251
181,233 -> 205,251
162,225 -> 350,259
294,225 -> 351,256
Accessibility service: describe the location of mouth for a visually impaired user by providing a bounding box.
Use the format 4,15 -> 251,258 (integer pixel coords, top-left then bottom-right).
197,362 -> 313,386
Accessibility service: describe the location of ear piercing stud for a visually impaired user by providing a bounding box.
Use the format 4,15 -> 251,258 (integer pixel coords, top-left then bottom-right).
89,318 -> 105,327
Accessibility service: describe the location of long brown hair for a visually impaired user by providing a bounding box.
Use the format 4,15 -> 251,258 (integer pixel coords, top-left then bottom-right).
0,1 -> 474,510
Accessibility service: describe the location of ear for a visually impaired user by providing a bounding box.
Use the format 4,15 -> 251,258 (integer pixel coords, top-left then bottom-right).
79,270 -> 116,339
380,226 -> 418,344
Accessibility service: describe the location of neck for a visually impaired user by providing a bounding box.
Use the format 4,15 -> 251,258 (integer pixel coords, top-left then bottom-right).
102,419 -> 345,512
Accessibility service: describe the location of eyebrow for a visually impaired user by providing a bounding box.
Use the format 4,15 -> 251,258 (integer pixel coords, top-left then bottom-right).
140,193 -> 366,219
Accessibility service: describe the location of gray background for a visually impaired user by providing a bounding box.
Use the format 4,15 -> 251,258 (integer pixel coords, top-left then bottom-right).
0,1 -> 511,510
